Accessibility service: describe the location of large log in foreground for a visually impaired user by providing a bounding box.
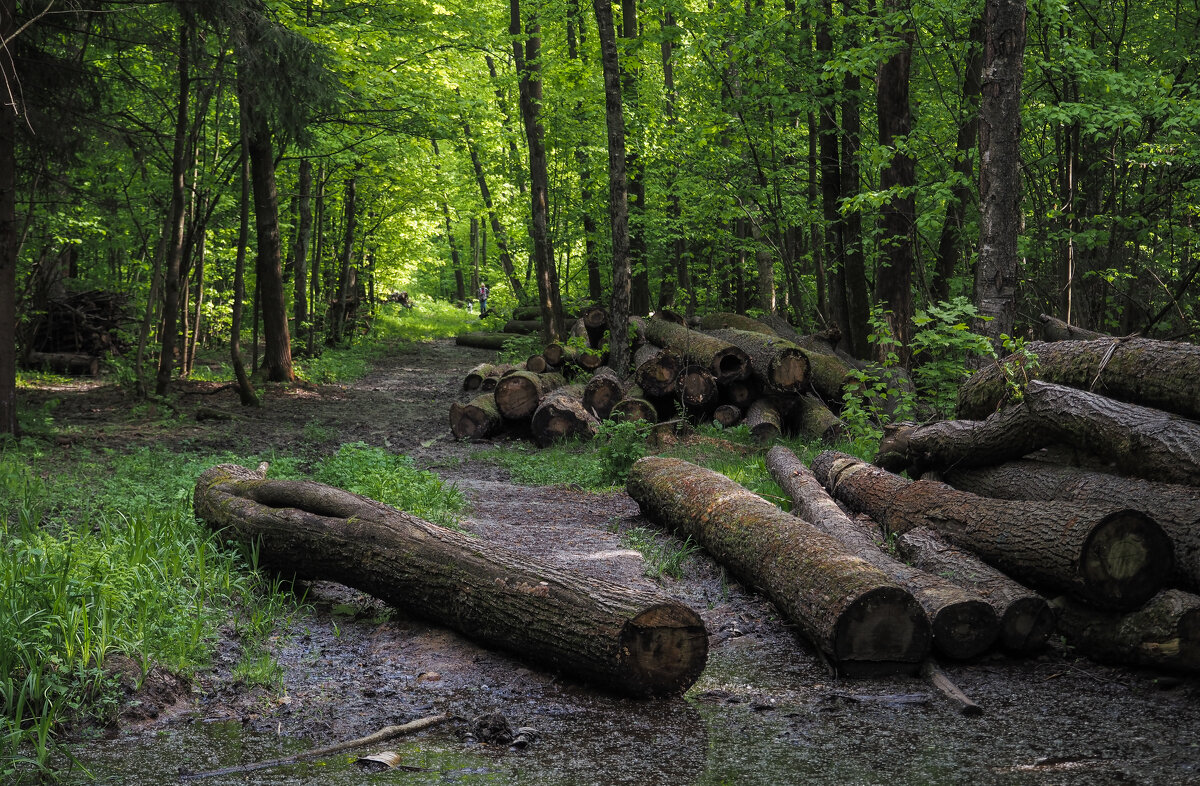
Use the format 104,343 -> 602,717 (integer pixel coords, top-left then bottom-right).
627,456 -> 930,675
812,451 -> 1173,611
765,447 -> 999,660
1051,589 -> 1200,674
956,337 -> 1200,421
195,464 -> 708,696
938,461 -> 1200,592
894,527 -> 1054,655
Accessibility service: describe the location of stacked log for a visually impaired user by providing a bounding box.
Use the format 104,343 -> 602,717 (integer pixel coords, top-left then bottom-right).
195,463 -> 708,696
627,456 -> 930,675
493,371 -> 566,421
531,385 -> 600,447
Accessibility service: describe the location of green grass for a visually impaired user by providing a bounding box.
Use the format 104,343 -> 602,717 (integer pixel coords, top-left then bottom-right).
618,526 -> 701,581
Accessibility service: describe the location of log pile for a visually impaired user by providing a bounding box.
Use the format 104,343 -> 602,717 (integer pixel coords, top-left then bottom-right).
846,335 -> 1200,673
449,309 -> 870,446
22,289 -> 131,375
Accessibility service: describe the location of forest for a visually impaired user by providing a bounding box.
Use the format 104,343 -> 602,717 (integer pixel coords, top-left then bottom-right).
2,0 -> 1198,429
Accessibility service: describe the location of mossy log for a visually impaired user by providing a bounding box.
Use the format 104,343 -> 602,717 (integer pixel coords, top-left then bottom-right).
194,464 -> 708,696
939,460 -> 1200,592
580,304 -> 609,349
712,404 -> 742,428
633,344 -> 682,398
766,448 -> 999,660
449,394 -> 504,440
531,384 -> 600,446
812,451 -> 1173,611
525,354 -> 548,374
502,319 -> 543,335
893,527 -> 1055,655
454,332 -> 525,350
638,317 -> 751,383
626,456 -> 930,675
542,342 -> 566,367
583,366 -> 628,421
790,394 -> 847,444
706,328 -> 811,393
24,351 -> 100,376
1051,589 -> 1200,674
697,312 -> 775,335
745,397 -> 784,443
464,363 -> 518,392
493,371 -> 567,421
464,363 -> 493,391
956,337 -> 1200,421
611,390 -> 658,424
874,405 -> 1046,475
1037,314 -> 1106,342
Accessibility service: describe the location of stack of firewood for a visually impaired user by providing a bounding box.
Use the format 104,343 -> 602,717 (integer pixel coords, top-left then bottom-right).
450,307 -> 867,447
22,289 -> 130,375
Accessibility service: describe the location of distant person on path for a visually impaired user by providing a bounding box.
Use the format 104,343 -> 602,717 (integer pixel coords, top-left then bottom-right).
478,283 -> 489,316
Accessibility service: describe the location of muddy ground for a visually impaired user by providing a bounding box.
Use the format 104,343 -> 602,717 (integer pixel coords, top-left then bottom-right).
20,338 -> 1200,784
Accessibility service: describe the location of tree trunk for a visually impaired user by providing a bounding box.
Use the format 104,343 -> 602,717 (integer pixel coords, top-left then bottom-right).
1037,313 -> 1106,341
894,526 -> 1054,654
712,404 -> 742,428
450,393 -> 504,440
790,394 -> 846,443
463,362 -> 518,392
974,0 -> 1026,351
638,318 -> 750,384
230,147 -> 258,406
939,460 -> 1200,592
619,0 -> 649,317
706,328 -> 810,393
957,337 -> 1200,421
494,370 -> 567,421
329,175 -> 357,346
812,451 -> 1172,610
1051,589 -> 1200,674
293,159 -> 312,346
611,389 -> 657,423
462,120 -> 525,301
874,404 -> 1047,475
0,0 -> 15,434
531,384 -> 600,446
766,447 -> 1000,660
676,365 -> 719,416
580,304 -> 609,349
627,457 -> 930,675
453,332 -> 526,350
194,464 -> 707,696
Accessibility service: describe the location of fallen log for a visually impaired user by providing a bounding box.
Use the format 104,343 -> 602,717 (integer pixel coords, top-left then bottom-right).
790,394 -> 847,444
502,319 -> 543,335
23,351 -> 100,377
957,337 -> 1200,421
874,405 -> 1046,475
543,342 -> 566,367
812,451 -> 1173,611
611,389 -> 658,424
627,456 -> 930,675
525,354 -> 548,374
707,328 -> 811,393
745,397 -> 784,443
463,363 -> 518,392
718,376 -> 761,410
194,464 -> 708,696
1051,589 -> 1200,674
634,344 -> 682,398
449,393 -> 504,440
766,447 -> 999,660
893,527 -> 1055,654
454,332 -> 526,350
712,404 -> 742,428
938,461 -> 1200,592
697,312 -> 775,335
1037,314 -> 1106,342
531,384 -> 600,446
493,371 -> 567,421
580,304 -> 609,349
583,366 -> 627,421
637,317 -> 750,384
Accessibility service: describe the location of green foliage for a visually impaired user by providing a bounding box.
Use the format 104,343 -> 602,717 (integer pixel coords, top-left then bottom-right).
595,420 -> 650,486
476,441 -> 608,489
499,333 -> 544,365
314,443 -> 466,529
619,527 -> 701,581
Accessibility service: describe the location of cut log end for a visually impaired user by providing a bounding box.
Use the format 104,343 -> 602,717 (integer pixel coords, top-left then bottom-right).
1000,596 -> 1057,654
619,604 -> 710,696
930,599 -> 1000,661
773,352 -> 809,390
1080,510 -> 1175,610
833,586 -> 930,673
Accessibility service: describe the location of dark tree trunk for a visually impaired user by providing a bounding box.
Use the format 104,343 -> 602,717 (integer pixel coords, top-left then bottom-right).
450,393 -> 504,440
633,344 -> 682,398
894,526 -> 1054,654
0,0 -> 16,434
593,0 -> 632,376
230,148 -> 258,406
195,464 -> 708,696
294,159 -> 312,342
745,397 -> 784,443
567,1 -> 603,304
974,0 -> 1026,349
627,457 -> 931,676
1037,313 -> 1105,341
462,120 -> 525,301
812,451 -> 1172,611
658,12 -> 684,312
531,384 -> 600,446
329,174 -> 357,346
1051,590 -> 1200,674
156,24 -> 192,396
956,337 -> 1200,421
620,0 -> 649,317
512,0 -> 565,341
874,0 -> 916,357
766,448 -> 1000,660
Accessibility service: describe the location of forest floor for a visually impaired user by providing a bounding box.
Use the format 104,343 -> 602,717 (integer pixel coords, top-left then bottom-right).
19,337 -> 1200,785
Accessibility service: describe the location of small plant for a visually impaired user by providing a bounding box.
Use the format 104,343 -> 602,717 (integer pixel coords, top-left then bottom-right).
595,419 -> 649,486
619,526 -> 700,581
302,419 -> 336,443
996,333 -> 1041,403
499,333 -> 544,365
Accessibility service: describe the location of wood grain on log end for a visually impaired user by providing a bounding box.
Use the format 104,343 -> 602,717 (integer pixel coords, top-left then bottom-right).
1080,510 -> 1175,610
929,598 -> 1000,660
999,596 -> 1057,654
620,604 -> 709,696
834,586 -> 930,674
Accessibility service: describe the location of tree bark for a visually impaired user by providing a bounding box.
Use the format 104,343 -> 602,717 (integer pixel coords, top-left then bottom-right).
230,146 -> 258,406
939,460 -> 1200,592
450,393 -> 504,440
706,328 -> 810,393
894,526 -> 1054,654
790,394 -> 846,444
956,337 -> 1200,421
812,451 -> 1172,610
583,366 -> 628,421
973,0 -> 1026,350
611,388 -> 657,424
766,447 -> 1000,660
194,464 -> 707,696
676,365 -> 719,415
531,384 -> 600,446
593,0 -> 632,376
745,397 -> 784,443
712,404 -> 742,428
1050,589 -> 1200,674
329,174 -> 357,346
1037,313 -> 1105,342
493,370 -> 567,421
293,159 -> 312,345
627,457 -> 930,675
453,332 -> 527,350
638,318 -> 750,384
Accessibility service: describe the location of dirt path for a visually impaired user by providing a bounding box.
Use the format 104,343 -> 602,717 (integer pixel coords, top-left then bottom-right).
24,338 -> 1200,784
